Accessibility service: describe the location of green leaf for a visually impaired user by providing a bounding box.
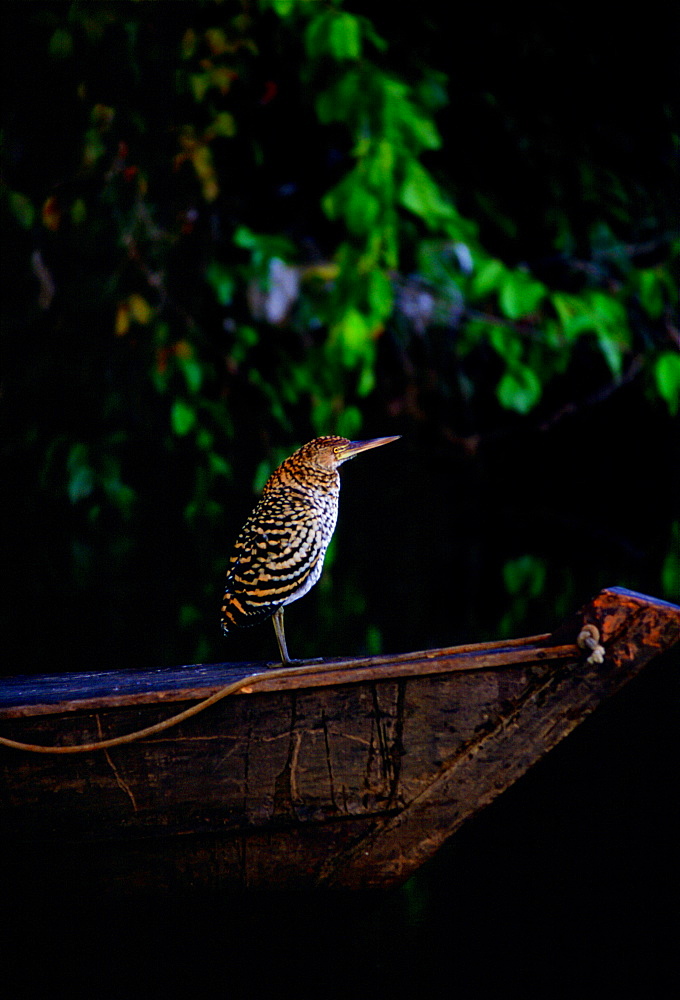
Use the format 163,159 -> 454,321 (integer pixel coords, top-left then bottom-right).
70,198 -> 87,225
253,457 -> 276,493
236,325 -> 259,348
68,465 -> 94,503
367,269 -> 393,321
365,140 -> 396,188
360,18 -> 388,53
496,364 -> 542,413
637,269 -> 665,319
179,604 -> 201,628
499,270 -> 546,320
338,309 -> 369,347
102,477 -> 136,517
552,291 -> 629,375
208,452 -> 232,478
49,28 -> 73,59
596,331 -> 624,378
400,161 -> 454,224
311,398 -> 334,435
405,114 -> 442,151
322,173 -> 381,233
332,309 -> 371,367
328,12 -> 362,60
654,351 -> 680,416
489,325 -> 522,365
470,258 -> 507,299
189,72 -> 210,103
8,191 -> 35,229
206,260 -> 235,306
345,185 -> 381,234
196,428 -> 213,451
417,70 -> 449,112
590,292 -> 629,377
503,554 -> 546,598
588,290 -> 627,326
306,11 -> 361,62
364,624 -> 383,655
211,111 -> 236,138
67,446 -> 95,503
336,405 -> 362,438
387,81 -> 442,151
232,227 -> 295,270
305,12 -> 331,59
233,226 -> 258,250
315,69 -> 362,124
552,293 -> 592,339
321,535 -> 338,572
661,522 -> 680,599
357,364 -> 376,397
171,400 -> 197,436
184,498 -> 223,524
176,355 -> 203,394
264,0 -> 297,18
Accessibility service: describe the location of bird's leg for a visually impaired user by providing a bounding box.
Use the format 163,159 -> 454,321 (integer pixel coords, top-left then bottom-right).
272,607 -> 291,664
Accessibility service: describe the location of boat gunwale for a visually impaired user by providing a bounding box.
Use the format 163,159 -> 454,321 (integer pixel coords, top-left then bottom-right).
0,633 -> 581,719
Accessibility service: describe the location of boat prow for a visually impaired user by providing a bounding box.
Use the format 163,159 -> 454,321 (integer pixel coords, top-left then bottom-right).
0,586 -> 678,893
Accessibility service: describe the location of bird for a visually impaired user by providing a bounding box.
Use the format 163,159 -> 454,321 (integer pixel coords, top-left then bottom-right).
220,435 -> 400,663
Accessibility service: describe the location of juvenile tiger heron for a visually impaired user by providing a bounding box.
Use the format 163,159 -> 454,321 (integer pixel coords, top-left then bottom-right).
220,435 -> 400,662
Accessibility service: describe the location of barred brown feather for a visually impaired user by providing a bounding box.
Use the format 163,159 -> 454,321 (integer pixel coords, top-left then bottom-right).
220,434 -> 399,662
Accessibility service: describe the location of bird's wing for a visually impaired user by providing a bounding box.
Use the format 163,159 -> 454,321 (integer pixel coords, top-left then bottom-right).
222,495 -> 323,622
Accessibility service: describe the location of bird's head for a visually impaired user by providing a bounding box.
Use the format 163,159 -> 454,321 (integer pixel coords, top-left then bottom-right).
298,435 -> 401,471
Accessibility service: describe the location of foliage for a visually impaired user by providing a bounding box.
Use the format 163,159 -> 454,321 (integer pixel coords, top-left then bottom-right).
1,0 -> 678,666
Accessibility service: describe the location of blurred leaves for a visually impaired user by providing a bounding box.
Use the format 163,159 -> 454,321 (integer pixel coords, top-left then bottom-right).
1,0 -> 678,666
500,555 -> 548,637
503,554 -> 547,598
66,443 -> 136,519
7,191 -> 35,229
171,400 -> 197,437
498,271 -> 546,321
305,9 -> 364,61
662,523 -> 680,599
654,352 -> 680,416
1,0 -> 675,466
496,363 -> 543,415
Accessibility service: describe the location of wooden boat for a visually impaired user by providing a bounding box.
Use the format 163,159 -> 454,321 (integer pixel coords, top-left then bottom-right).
0,586 -> 678,894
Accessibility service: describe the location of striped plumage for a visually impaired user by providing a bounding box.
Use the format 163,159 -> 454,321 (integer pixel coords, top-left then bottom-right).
220,435 -> 400,662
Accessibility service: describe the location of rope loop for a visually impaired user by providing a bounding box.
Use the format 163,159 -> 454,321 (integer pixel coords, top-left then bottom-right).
577,624 -> 605,665
0,665 -> 297,755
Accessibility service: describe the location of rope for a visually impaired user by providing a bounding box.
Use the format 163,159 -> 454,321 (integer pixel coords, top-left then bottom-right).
2,630 -> 605,755
0,664 -> 303,754
577,624 -> 605,665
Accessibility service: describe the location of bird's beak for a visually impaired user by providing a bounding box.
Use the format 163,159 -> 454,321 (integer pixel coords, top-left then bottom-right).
339,436 -> 401,463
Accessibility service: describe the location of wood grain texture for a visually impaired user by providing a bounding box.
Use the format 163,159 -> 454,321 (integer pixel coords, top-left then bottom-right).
1,587 -> 678,892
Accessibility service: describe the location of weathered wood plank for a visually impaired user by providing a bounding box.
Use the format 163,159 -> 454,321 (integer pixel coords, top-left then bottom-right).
0,587 -> 678,893
0,662 -> 556,839
0,633 -> 559,718
319,587 -> 680,887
